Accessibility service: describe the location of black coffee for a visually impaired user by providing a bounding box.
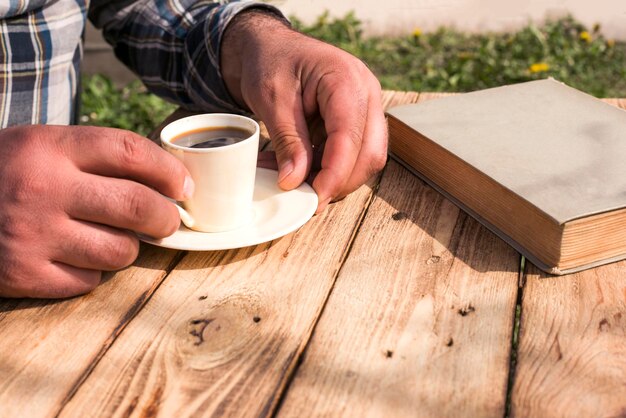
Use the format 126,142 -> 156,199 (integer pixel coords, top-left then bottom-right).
172,126 -> 251,149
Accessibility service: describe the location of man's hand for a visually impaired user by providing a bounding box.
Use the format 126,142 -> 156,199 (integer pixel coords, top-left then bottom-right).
0,125 -> 192,298
222,11 -> 388,213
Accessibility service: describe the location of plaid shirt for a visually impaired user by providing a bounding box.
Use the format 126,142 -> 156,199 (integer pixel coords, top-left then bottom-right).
0,0 -> 283,128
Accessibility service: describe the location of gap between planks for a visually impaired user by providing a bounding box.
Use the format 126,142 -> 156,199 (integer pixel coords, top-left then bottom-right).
55,249 -> 188,414
263,182 -> 381,418
270,89 -> 425,415
270,165 -> 381,417
503,256 -> 526,418
0,245 -> 183,418
274,90 -> 521,418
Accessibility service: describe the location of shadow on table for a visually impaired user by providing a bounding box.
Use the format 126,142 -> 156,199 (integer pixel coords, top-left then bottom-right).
0,296 -> 70,313
133,236 -> 283,272
274,333 -> 511,417
0,235 -> 282,314
370,158 -> 521,275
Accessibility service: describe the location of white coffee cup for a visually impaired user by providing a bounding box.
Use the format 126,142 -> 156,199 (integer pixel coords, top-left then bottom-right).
160,114 -> 260,233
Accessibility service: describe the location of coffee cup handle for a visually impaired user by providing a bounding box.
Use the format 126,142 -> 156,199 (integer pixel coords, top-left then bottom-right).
164,197 -> 196,230
173,204 -> 196,230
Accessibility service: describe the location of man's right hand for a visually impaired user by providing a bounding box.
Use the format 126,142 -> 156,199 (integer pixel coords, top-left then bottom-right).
0,125 -> 193,298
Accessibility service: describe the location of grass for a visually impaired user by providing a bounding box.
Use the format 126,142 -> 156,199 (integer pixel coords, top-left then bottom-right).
81,14 -> 626,134
292,13 -> 626,97
80,75 -> 176,136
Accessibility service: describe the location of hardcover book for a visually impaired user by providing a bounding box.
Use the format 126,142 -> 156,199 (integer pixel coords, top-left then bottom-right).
387,79 -> 626,274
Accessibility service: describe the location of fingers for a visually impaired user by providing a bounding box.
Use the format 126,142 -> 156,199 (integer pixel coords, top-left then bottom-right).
66,174 -> 181,238
257,151 -> 279,170
7,262 -> 103,299
329,80 -> 388,198
61,126 -> 193,201
43,263 -> 102,299
51,219 -> 139,271
312,73 -> 369,209
253,89 -> 313,191
1,218 -> 139,298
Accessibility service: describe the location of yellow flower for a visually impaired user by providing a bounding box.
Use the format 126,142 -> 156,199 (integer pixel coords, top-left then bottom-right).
607,39 -> 615,48
412,28 -> 422,38
529,62 -> 550,73
457,52 -> 474,60
580,31 -> 592,43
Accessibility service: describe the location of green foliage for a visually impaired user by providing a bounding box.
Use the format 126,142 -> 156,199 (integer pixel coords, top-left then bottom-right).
293,14 -> 626,97
80,74 -> 176,136
81,14 -> 626,132
291,11 -> 363,46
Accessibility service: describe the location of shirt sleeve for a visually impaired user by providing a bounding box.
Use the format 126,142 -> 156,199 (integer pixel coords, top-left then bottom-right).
88,0 -> 288,113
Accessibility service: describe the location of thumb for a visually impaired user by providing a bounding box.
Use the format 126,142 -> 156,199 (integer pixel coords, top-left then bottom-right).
261,100 -> 312,191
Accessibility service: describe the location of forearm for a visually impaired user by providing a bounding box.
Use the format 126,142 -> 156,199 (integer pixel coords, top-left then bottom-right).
221,9 -> 292,110
88,0 -> 286,113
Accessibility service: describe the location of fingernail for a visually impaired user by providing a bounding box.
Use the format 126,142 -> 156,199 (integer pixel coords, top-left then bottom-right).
316,196 -> 332,213
183,176 -> 195,200
278,159 -> 294,184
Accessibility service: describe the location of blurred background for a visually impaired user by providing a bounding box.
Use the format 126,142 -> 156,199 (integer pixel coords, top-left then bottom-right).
81,0 -> 626,135
273,0 -> 626,38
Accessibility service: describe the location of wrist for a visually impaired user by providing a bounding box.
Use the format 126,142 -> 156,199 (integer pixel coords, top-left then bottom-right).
221,9 -> 291,110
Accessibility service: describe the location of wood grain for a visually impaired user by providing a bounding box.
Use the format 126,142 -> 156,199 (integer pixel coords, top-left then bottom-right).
0,244 -> 181,418
510,263 -> 626,417
59,177 -> 379,417
276,91 -> 520,418
277,160 -> 520,418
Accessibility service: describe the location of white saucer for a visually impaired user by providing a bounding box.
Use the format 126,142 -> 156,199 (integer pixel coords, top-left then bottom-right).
139,168 -> 318,251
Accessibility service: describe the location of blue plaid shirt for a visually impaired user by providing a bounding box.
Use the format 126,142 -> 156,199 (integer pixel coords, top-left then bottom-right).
0,0 -> 283,127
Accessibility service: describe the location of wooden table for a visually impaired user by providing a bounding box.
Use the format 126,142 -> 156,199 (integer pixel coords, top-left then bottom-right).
1,91 -> 625,418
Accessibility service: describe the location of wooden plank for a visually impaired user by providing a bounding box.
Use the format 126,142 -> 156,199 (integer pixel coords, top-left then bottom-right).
602,98 -> 626,109
382,90 -> 420,109
276,160 -> 520,418
601,98 -> 621,107
510,263 -> 626,417
276,91 -> 520,417
415,92 -> 456,100
59,176 -> 378,416
0,244 -> 181,418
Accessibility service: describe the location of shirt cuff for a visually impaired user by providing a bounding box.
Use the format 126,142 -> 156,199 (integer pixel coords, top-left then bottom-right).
183,1 -> 289,114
